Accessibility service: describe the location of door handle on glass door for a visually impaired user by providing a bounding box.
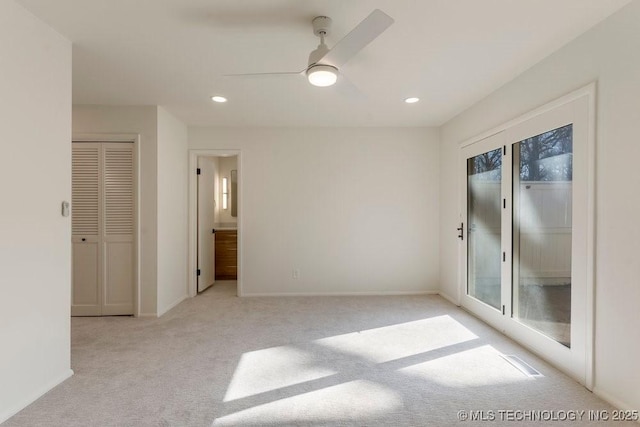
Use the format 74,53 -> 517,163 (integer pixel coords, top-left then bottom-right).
457,223 -> 464,240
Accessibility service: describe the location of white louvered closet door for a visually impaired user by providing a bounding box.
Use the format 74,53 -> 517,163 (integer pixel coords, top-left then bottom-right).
72,142 -> 135,316
72,144 -> 101,315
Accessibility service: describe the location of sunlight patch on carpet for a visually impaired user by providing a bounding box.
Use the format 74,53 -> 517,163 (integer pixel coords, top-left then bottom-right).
224,346 -> 337,402
214,380 -> 402,426
399,345 -> 532,388
314,315 -> 478,363
223,316 -> 478,403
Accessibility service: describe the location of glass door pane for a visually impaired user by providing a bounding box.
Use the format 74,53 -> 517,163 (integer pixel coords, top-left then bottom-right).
512,124 -> 573,347
467,148 -> 502,310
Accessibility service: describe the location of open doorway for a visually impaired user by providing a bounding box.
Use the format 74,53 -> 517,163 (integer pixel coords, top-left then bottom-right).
189,150 -> 241,297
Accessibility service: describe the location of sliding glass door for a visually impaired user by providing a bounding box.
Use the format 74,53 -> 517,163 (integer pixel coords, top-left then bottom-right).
460,89 -> 594,387
512,124 -> 573,347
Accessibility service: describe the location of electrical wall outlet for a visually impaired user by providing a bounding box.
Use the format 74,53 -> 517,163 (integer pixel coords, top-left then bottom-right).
292,268 -> 300,279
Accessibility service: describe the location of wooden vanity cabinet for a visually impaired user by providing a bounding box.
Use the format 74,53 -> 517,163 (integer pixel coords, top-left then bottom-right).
215,230 -> 237,280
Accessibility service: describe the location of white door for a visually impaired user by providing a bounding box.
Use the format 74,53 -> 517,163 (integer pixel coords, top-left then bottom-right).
197,157 -> 216,292
460,92 -> 593,386
72,142 -> 135,316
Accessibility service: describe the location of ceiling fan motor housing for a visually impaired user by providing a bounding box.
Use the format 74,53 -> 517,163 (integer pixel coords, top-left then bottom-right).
308,43 -> 330,66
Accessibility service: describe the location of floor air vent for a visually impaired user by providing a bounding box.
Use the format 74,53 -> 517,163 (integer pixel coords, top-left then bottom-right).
500,354 -> 543,377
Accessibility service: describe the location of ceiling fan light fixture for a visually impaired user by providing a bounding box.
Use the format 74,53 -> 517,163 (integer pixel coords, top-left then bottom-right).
307,65 -> 338,87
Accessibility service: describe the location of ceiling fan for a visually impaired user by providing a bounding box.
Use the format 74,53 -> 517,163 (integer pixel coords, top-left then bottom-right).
225,9 -> 394,88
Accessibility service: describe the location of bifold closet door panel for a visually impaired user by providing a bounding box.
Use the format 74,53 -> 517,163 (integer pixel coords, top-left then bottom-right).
102,144 -> 134,315
71,144 -> 102,316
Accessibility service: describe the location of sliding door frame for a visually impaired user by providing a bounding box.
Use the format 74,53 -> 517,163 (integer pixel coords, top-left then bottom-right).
458,83 -> 596,389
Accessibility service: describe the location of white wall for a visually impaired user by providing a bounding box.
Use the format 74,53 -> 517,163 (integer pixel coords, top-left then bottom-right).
157,107 -> 189,315
73,105 -> 159,315
439,0 -> 640,411
190,127 -> 440,295
0,0 -> 72,422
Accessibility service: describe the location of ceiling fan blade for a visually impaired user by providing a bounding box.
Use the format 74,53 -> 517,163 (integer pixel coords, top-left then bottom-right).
336,73 -> 367,101
224,69 -> 305,78
319,9 -> 394,68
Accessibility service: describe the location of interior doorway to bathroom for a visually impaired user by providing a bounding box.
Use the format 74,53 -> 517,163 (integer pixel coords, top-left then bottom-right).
190,150 -> 241,297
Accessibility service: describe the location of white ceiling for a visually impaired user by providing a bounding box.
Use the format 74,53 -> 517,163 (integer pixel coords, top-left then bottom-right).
17,0 -> 630,127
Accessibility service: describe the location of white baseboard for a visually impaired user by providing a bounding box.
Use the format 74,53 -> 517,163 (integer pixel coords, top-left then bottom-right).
592,386 -> 640,421
157,294 -> 189,317
242,290 -> 439,297
438,291 -> 461,306
0,368 -> 74,424
137,294 -> 189,318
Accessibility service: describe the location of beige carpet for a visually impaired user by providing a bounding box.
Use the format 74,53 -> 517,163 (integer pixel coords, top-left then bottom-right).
4,282 -> 619,426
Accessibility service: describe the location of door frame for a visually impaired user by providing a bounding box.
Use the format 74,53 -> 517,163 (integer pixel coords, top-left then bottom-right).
457,83 -> 596,388
72,133 -> 140,317
188,149 -> 242,297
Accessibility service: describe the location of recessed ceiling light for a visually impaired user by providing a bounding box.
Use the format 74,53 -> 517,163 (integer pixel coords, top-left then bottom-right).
211,96 -> 227,103
404,97 -> 420,104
